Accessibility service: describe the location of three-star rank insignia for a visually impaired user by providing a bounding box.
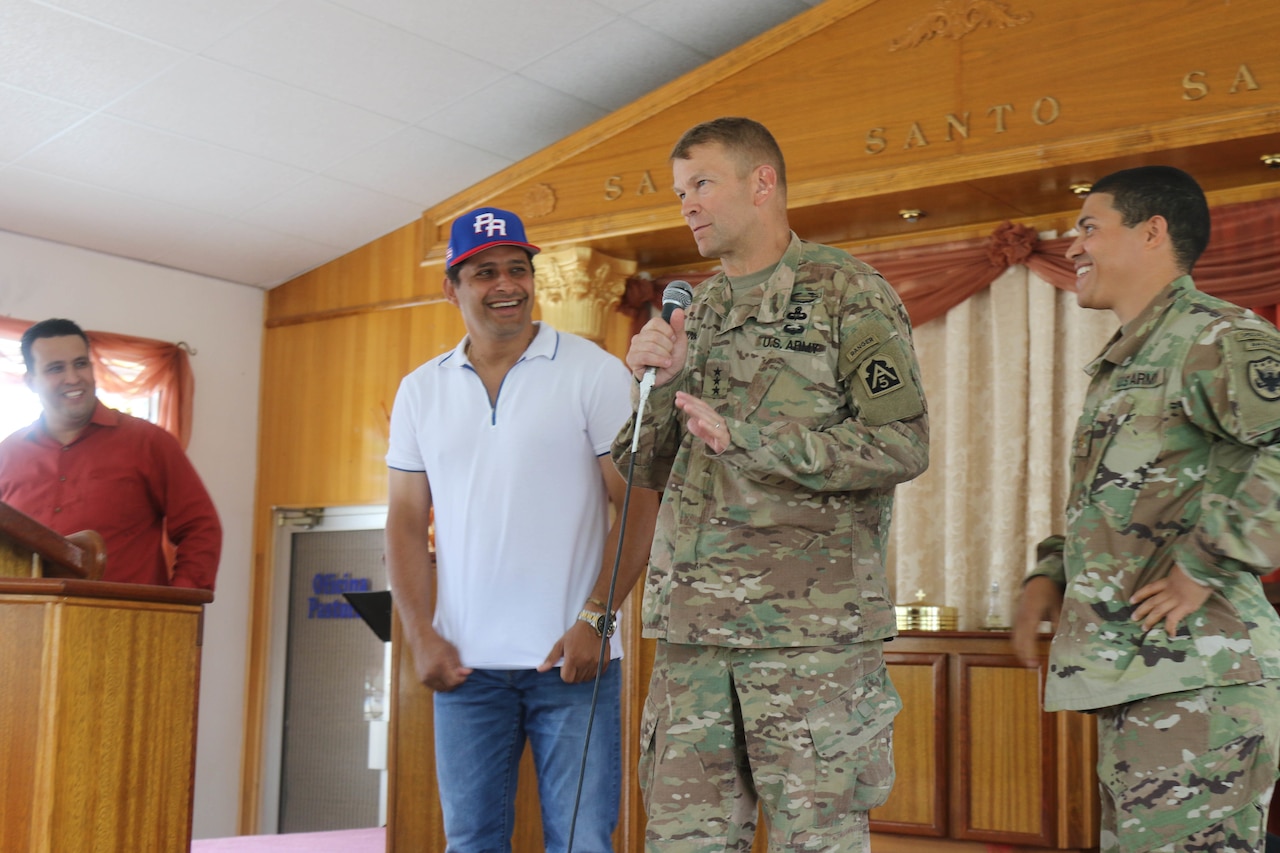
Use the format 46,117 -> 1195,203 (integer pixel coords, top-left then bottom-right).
859,352 -> 904,398
1248,355 -> 1280,401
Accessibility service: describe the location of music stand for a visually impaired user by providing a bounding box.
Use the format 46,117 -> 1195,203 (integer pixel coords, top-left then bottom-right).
344,589 -> 393,642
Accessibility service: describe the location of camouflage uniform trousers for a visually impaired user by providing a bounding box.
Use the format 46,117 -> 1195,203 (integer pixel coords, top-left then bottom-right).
639,640 -> 901,852
1095,678 -> 1280,853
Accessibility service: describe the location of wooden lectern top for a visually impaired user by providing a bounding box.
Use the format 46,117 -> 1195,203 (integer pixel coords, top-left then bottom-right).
0,576 -> 213,605
0,500 -> 106,581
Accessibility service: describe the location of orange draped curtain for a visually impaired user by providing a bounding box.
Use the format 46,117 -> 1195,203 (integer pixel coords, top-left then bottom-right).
0,316 -> 194,448
621,196 -> 1280,330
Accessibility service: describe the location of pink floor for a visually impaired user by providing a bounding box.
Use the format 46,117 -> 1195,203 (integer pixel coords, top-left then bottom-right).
191,827 -> 384,853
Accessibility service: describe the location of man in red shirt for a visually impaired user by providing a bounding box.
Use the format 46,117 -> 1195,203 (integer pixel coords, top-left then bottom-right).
0,318 -> 221,589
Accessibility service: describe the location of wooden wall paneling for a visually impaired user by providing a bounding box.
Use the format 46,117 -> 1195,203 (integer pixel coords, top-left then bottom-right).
255,298 -> 623,511
266,222 -> 426,327
255,307 -> 462,508
953,653 -> 1052,846
387,606 -> 439,850
874,651 -> 949,836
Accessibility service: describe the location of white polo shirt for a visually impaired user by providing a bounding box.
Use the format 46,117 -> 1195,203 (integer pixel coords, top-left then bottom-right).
387,322 -> 633,668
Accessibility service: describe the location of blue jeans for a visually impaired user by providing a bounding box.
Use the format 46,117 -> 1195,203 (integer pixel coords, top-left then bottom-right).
433,665 -> 621,853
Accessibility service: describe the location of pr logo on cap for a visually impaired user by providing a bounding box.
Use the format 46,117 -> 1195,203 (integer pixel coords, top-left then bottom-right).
446,206 -> 541,270
472,211 -> 508,238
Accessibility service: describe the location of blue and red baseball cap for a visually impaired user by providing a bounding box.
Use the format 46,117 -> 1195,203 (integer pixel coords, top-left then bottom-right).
445,206 -> 541,270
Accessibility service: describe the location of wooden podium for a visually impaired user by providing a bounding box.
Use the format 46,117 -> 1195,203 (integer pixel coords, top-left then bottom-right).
0,501 -> 212,853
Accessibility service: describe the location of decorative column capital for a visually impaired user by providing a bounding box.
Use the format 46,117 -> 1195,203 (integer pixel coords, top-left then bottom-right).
535,247 -> 637,343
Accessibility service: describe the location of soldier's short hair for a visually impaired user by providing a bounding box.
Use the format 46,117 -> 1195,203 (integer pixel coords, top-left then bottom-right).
1090,166 -> 1210,274
21,318 -> 89,373
670,117 -> 787,190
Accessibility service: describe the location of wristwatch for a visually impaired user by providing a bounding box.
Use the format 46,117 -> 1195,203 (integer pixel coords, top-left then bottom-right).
577,609 -> 616,638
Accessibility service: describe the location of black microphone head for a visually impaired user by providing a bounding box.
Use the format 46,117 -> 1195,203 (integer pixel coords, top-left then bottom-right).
660,280 -> 694,322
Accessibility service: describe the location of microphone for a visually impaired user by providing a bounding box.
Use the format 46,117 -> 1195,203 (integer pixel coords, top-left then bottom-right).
660,279 -> 695,321
633,281 -> 693,452
639,281 -> 694,395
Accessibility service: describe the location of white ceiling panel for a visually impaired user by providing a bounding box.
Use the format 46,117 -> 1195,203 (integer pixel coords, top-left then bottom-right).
0,1 -> 180,108
17,115 -> 311,216
106,57 -> 405,171
148,218 -> 341,287
0,1 -> 819,288
327,0 -> 617,72
202,0 -> 505,124
0,84 -> 89,163
325,126 -> 512,207
592,0 -> 651,14
0,166 -> 245,264
520,17 -> 708,111
631,0 -> 813,56
238,174 -> 425,249
36,0 -> 280,53
431,75 -> 606,162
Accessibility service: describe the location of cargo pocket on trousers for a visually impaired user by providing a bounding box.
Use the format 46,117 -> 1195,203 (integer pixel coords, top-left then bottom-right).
637,692 -> 660,812
805,665 -> 902,825
1105,727 -> 1277,853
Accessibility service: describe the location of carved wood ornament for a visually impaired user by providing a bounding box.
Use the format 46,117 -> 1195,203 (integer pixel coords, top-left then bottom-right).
890,0 -> 1033,51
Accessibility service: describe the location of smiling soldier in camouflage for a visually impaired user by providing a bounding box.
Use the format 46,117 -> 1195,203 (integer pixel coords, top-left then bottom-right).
1014,166 -> 1280,853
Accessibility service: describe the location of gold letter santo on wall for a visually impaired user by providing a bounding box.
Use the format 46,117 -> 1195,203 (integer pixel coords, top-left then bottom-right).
1031,96 -> 1061,126
604,175 -> 623,201
865,127 -> 887,154
1182,70 -> 1209,100
1231,64 -> 1260,93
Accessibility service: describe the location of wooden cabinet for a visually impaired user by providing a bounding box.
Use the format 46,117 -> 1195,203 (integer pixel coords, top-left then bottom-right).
871,632 -> 1098,850
0,578 -> 209,853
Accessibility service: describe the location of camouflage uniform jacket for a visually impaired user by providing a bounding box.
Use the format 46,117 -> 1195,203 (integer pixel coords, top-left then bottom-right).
1031,276 -> 1280,712
611,233 -> 930,647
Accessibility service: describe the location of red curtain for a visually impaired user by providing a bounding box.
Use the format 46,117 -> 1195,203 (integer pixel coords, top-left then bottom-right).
0,316 -> 194,448
621,196 -> 1280,332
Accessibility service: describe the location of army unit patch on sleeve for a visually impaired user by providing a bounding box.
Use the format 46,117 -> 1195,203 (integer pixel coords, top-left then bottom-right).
851,336 -> 926,425
1222,329 -> 1280,437
859,352 -> 903,398
1248,355 -> 1280,402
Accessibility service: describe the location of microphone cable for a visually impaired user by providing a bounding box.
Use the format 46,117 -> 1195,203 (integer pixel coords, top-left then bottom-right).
565,280 -> 692,853
565,448 -> 641,853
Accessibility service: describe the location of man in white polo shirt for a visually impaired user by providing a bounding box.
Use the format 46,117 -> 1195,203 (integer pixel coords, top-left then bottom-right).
385,206 -> 657,853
